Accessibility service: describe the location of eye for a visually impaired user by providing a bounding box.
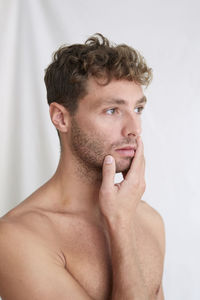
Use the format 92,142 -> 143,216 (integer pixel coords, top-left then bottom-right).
105,108 -> 118,115
134,106 -> 144,114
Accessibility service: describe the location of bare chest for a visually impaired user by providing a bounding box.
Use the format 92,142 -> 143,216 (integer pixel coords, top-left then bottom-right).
60,220 -> 163,300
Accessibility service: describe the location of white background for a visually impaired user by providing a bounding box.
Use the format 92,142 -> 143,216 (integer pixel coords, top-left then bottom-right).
1,0 -> 200,299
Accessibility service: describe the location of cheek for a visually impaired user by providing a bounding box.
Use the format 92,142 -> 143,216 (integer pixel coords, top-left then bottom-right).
96,117 -> 122,133
95,121 -> 122,145
78,115 -> 122,146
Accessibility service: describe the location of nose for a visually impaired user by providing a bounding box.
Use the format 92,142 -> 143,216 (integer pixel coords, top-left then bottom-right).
121,112 -> 141,137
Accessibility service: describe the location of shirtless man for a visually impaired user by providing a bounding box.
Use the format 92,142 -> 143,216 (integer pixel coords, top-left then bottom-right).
0,34 -> 165,300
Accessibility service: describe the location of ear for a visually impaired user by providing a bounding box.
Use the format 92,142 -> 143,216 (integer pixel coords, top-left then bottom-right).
49,102 -> 69,133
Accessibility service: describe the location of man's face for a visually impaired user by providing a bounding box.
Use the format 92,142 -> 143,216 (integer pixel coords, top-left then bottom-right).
68,77 -> 146,174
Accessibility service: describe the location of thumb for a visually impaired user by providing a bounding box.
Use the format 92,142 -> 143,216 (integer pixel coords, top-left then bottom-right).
100,155 -> 116,195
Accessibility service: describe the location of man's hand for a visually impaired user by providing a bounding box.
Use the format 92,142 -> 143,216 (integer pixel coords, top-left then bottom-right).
99,136 -> 145,226
99,136 -> 149,299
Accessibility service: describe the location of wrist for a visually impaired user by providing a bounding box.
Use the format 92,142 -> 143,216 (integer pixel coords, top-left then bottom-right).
105,214 -> 135,235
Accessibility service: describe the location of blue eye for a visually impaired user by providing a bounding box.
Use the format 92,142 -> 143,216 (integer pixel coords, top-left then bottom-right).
134,106 -> 144,114
106,108 -> 117,115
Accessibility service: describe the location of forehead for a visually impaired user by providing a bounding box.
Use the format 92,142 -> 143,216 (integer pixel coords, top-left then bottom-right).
81,77 -> 145,109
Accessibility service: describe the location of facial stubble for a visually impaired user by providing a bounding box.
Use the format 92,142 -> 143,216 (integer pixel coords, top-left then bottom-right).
69,118 -> 133,179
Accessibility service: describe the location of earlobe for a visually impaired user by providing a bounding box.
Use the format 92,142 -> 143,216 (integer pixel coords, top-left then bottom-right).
49,102 -> 68,133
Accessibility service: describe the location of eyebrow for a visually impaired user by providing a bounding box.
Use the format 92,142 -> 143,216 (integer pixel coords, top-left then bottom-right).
94,96 -> 147,108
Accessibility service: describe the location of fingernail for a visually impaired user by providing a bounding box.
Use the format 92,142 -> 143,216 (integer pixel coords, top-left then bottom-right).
105,155 -> 113,164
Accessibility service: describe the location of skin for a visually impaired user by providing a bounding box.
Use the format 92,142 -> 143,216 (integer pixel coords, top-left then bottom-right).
0,78 -> 165,300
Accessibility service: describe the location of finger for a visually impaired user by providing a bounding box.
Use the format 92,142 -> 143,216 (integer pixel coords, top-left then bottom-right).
130,136 -> 144,175
122,155 -> 144,180
100,155 -> 116,195
124,136 -> 144,181
140,154 -> 145,181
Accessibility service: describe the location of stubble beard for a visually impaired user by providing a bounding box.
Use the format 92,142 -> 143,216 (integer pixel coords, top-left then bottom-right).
69,118 -> 132,181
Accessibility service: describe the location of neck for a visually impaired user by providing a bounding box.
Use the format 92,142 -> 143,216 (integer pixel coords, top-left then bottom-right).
46,149 -> 104,220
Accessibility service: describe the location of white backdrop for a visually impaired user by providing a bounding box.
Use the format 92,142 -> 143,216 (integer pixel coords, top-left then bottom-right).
1,0 -> 200,299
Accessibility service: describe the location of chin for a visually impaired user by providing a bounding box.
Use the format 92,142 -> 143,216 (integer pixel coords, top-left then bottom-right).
115,157 -> 132,173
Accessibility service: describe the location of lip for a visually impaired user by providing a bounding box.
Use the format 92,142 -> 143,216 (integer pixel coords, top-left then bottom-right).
116,145 -> 136,151
115,146 -> 136,157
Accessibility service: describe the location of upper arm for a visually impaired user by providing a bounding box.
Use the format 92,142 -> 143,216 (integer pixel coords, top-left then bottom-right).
140,202 -> 166,298
0,222 -> 93,300
157,284 -> 164,300
155,210 -> 165,260
149,205 -> 166,299
141,201 -> 166,258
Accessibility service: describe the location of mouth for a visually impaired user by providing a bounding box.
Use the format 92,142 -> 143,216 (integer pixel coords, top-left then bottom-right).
115,146 -> 136,157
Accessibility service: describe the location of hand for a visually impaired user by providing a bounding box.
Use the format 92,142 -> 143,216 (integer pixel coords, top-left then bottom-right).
99,136 -> 146,226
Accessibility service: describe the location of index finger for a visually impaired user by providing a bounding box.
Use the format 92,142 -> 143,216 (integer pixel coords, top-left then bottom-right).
100,155 -> 116,195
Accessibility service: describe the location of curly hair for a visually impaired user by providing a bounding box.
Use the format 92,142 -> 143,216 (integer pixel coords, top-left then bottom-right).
44,33 -> 152,117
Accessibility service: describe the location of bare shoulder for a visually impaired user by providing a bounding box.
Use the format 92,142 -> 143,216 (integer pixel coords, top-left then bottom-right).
138,200 -> 166,257
0,205 -> 64,271
139,200 -> 165,222
0,218 -> 31,255
0,217 -> 66,299
0,218 -> 42,284
0,216 -> 55,259
0,218 -> 92,300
